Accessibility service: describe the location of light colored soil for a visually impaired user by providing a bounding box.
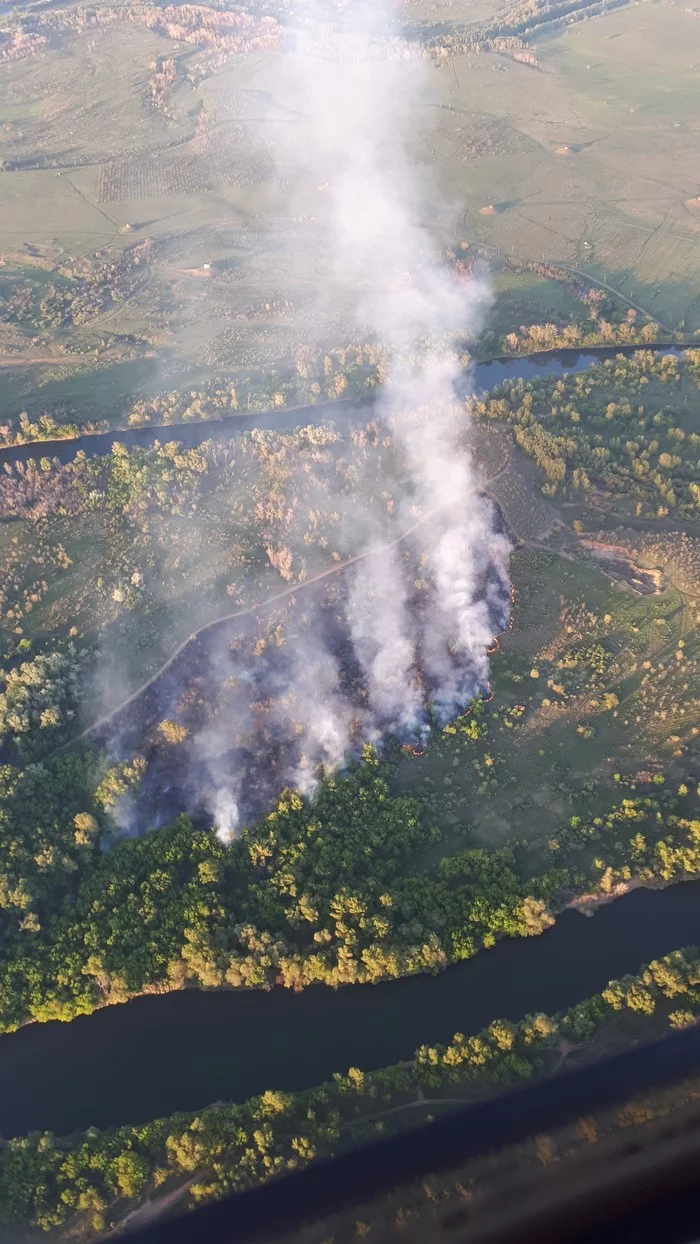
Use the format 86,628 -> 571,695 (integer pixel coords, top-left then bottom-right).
568,873 -> 696,917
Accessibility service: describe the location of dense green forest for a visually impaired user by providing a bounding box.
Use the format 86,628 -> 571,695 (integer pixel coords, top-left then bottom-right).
1,731 -> 700,1033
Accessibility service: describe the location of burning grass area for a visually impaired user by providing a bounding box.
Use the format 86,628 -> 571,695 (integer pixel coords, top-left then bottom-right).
92,517 -> 512,837
83,516 -> 700,862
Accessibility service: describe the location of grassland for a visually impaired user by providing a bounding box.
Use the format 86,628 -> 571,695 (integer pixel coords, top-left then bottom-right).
1,0 -> 698,443
440,3 -> 700,330
394,541 -> 700,853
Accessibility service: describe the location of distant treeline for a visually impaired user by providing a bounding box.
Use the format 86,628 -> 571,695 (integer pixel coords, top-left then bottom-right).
426,0 -> 636,56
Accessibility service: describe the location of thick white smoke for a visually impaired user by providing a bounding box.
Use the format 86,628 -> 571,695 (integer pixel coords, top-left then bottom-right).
200,0 -> 511,839
348,545 -> 425,739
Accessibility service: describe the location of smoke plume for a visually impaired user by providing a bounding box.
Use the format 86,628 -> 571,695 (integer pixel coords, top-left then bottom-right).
181,1 -> 512,838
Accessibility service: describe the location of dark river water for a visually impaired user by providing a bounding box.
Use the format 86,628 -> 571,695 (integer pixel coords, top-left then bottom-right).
0,344 -> 688,469
1,882 -> 699,1138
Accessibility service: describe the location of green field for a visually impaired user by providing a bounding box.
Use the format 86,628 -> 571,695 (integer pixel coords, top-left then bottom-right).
1,0 -> 699,440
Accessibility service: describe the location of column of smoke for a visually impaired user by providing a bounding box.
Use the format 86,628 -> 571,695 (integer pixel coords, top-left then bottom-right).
205,1 -> 512,842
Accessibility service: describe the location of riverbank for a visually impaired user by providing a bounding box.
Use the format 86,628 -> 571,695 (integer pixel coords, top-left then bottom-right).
1,879 -> 699,1139
568,871 -> 699,917
0,343 -> 694,468
2,944 -> 699,1240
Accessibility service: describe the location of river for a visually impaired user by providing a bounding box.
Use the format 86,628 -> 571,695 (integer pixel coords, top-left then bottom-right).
0,882 -> 698,1138
0,344 -> 690,469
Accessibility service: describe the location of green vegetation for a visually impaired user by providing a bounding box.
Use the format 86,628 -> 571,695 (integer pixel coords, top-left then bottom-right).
474,350 -> 700,518
3,944 -> 699,1237
2,735 -> 700,1034
397,541 -> 700,846
0,751 -> 557,1030
0,344 -> 392,446
0,422 -> 405,699
0,643 -> 85,759
1,1 -> 700,1237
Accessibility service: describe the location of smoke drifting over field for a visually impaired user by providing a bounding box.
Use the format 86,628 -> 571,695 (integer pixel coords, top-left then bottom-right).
185,1 -> 512,839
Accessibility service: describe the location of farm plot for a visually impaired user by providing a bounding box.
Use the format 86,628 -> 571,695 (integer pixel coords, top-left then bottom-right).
97,145 -> 274,203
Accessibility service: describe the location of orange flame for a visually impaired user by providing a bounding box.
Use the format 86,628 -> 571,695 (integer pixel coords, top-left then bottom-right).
402,743 -> 426,758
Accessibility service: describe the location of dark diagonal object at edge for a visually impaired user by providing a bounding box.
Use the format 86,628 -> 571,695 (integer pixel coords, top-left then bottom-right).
129,1022 -> 700,1244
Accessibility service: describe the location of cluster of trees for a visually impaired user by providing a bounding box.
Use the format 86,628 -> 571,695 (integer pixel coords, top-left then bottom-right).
0,751 -> 102,942
0,281 -> 35,323
533,638 -> 614,709
131,342 -> 391,426
3,944 -> 698,1237
0,426 -> 401,623
0,536 -> 69,639
472,351 -> 700,516
424,0 -> 633,57
0,750 -> 569,1032
138,5 -> 282,76
686,348 -> 700,386
564,797 -> 700,899
145,56 -> 177,115
0,410 -> 81,448
0,4 -> 282,74
511,260 -> 605,303
37,242 -> 152,330
0,27 -> 46,61
0,644 -> 86,761
0,441 -> 209,522
501,315 -> 659,356
0,341 -> 391,445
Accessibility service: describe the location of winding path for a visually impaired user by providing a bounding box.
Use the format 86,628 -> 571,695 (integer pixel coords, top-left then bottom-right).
54,502 -> 450,751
